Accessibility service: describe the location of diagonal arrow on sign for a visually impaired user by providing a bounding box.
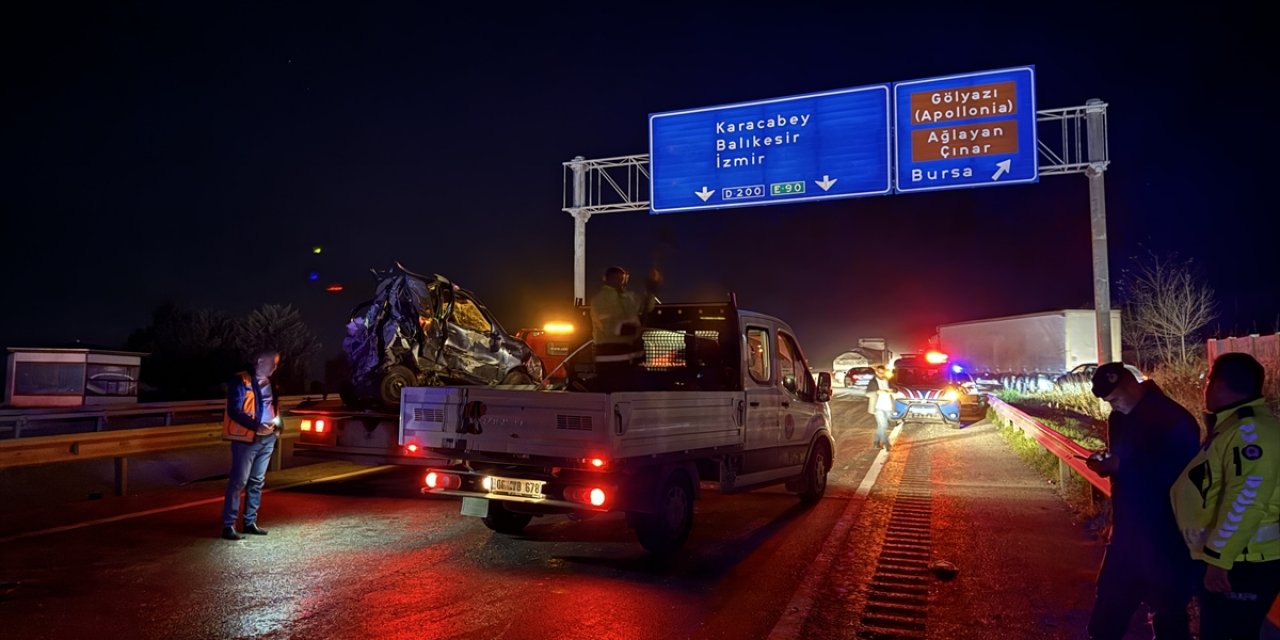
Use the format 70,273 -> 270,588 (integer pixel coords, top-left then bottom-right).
814,175 -> 838,191
695,187 -> 714,202
991,160 -> 1012,181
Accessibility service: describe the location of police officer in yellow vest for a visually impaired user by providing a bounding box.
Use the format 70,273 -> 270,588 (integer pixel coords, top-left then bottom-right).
221,348 -> 281,541
590,266 -> 658,391
1172,352 -> 1280,639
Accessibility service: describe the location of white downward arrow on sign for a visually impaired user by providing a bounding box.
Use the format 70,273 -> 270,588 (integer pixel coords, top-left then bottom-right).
815,175 -> 838,191
991,160 -> 1012,181
695,187 -> 714,202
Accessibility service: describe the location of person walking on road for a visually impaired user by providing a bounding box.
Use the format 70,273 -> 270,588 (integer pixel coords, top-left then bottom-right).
220,348 -> 282,541
1085,362 -> 1200,640
1172,352 -> 1280,640
589,266 -> 658,392
867,365 -> 895,452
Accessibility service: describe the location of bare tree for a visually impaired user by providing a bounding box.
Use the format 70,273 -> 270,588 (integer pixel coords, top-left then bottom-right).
1119,301 -> 1154,370
1120,252 -> 1217,366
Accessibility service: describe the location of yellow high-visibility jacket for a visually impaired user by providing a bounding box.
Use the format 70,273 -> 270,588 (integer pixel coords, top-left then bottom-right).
1171,398 -> 1280,569
590,286 -> 655,348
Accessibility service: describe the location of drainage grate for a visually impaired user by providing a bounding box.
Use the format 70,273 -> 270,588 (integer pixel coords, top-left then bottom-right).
859,449 -> 932,639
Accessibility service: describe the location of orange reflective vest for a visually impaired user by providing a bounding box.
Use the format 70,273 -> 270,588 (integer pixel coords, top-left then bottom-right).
222,372 -> 260,443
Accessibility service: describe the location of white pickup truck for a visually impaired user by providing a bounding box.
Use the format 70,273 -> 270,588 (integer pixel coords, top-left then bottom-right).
400,299 -> 835,554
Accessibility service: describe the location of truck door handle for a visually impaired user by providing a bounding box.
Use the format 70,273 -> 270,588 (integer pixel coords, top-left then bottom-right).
780,401 -> 790,408
749,401 -> 760,407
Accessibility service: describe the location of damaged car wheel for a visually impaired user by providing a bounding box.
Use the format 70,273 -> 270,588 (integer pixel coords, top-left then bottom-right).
379,365 -> 417,407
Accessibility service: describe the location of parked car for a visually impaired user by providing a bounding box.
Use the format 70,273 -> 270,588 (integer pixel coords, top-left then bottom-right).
843,366 -> 876,395
1055,363 -> 1145,388
343,263 -> 543,408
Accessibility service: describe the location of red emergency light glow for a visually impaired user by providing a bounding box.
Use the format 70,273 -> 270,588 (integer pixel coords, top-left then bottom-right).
424,471 -> 461,490
590,457 -> 606,469
925,351 -> 949,365
325,284 -> 344,292
406,443 -> 419,453
565,486 -> 610,508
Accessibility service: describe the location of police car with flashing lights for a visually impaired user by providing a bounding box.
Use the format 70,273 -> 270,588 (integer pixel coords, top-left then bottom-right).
890,352 -> 987,427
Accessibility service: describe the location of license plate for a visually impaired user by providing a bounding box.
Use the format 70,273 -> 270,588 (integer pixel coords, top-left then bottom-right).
488,476 -> 545,499
908,405 -> 939,416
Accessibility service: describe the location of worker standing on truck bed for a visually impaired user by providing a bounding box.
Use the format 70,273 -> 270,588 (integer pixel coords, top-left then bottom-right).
590,266 -> 659,391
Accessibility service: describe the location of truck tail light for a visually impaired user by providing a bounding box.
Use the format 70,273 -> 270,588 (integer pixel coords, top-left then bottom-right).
314,420 -> 326,433
581,456 -> 608,470
406,443 -> 419,453
425,471 -> 461,490
565,486 -> 609,508
301,420 -> 312,432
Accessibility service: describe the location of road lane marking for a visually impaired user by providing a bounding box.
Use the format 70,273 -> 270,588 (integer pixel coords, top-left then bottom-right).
0,465 -> 395,543
767,422 -> 901,640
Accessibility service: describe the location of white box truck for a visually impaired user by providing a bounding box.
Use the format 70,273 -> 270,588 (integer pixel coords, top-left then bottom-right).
936,310 -> 1122,375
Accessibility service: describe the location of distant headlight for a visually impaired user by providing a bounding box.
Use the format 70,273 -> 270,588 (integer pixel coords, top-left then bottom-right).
942,389 -> 959,401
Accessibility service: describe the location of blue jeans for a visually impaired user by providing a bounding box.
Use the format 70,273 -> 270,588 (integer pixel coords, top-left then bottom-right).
873,411 -> 891,449
222,436 -> 276,528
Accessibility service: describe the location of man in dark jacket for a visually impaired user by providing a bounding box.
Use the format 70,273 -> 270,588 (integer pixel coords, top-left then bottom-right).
1085,362 -> 1200,640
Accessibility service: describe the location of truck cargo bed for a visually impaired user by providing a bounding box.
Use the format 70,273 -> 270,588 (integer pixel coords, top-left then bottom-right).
401,386 -> 744,461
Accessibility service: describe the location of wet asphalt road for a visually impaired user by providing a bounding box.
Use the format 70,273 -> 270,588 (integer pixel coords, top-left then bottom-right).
0,393 -> 1109,639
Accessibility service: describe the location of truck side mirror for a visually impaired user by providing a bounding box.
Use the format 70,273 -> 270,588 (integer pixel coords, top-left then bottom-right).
817,372 -> 832,402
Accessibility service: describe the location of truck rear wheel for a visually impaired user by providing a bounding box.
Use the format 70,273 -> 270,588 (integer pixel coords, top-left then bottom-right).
798,440 -> 831,505
634,471 -> 694,555
481,501 -> 533,535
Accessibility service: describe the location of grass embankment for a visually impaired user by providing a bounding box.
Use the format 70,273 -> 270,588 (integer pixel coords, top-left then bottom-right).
993,364 -> 1280,523
987,397 -> 1107,526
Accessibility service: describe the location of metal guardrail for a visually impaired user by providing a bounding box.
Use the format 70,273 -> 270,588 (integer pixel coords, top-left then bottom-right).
0,395 -> 313,439
987,395 -> 1110,497
0,421 -> 228,468
0,396 -> 317,495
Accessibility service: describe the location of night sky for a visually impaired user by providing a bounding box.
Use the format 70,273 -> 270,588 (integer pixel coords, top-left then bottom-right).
3,3 -> 1275,374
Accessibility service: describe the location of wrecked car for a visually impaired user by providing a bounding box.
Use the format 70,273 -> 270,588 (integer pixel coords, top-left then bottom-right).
342,263 -> 543,407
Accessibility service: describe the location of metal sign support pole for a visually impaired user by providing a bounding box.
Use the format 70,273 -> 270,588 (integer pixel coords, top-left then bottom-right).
568,156 -> 589,305
1086,99 -> 1113,363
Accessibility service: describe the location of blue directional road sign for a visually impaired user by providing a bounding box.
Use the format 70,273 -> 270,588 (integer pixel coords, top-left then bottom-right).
649,85 -> 891,214
893,66 -> 1037,193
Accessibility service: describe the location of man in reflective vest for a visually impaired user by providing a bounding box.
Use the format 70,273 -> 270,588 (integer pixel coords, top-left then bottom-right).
1172,352 -> 1280,639
221,348 -> 281,541
590,266 -> 658,392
